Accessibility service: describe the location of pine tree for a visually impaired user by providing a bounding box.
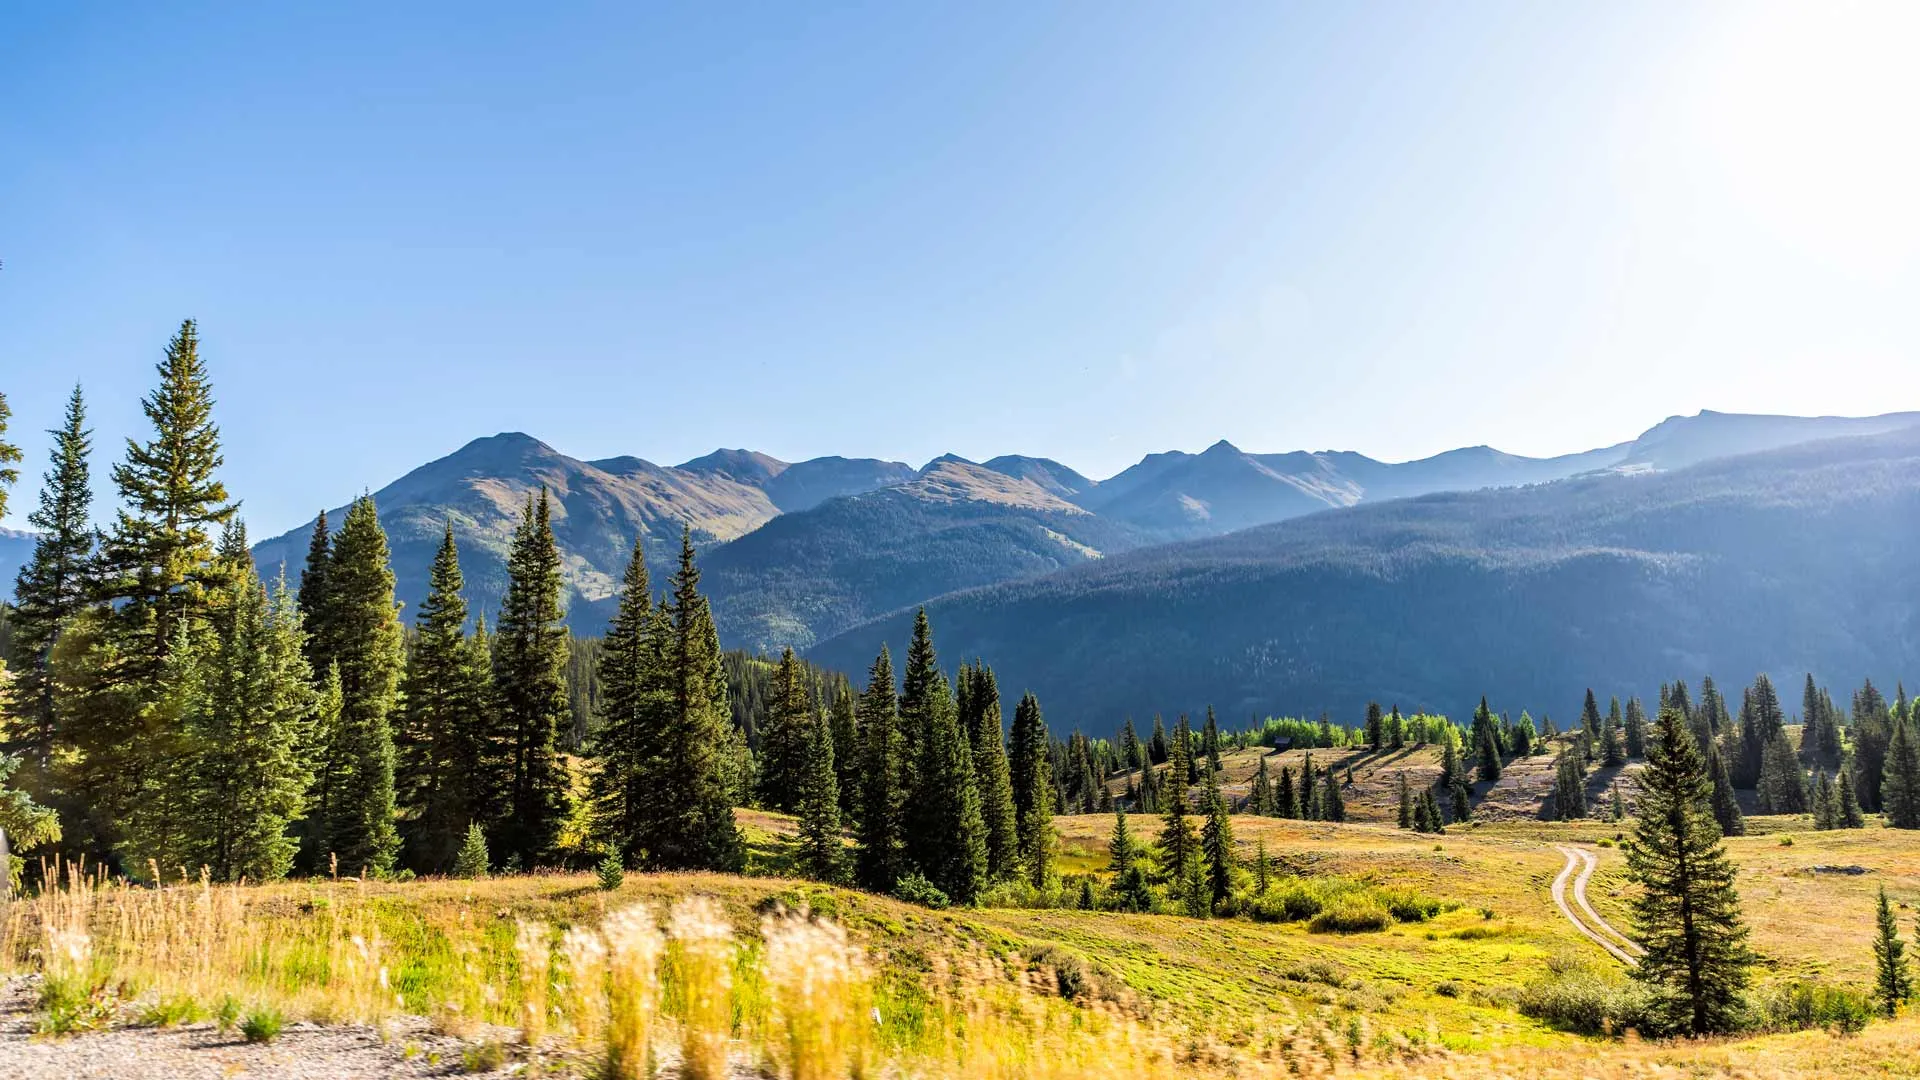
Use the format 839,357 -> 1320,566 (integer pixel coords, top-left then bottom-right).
297,511 -> 335,676
1156,728 -> 1200,906
0,390 -> 18,513
317,496 -> 403,876
828,680 -> 861,828
897,608 -> 939,797
1705,738 -> 1745,837
1580,689 -> 1602,747
1365,701 -> 1384,751
1254,837 -> 1270,893
1872,886 -> 1912,1018
961,662 -> 1019,881
1601,718 -> 1626,767
490,490 -> 574,867
453,823 -> 490,879
586,539 -> 662,868
1120,717 -> 1141,772
1477,724 -> 1502,784
8,385 -> 93,771
1624,697 -> 1648,758
1439,737 -> 1460,791
1149,715 -> 1168,765
1554,755 -> 1587,820
1388,704 -> 1407,748
1854,681 -> 1894,812
1757,729 -> 1808,814
1322,767 -> 1346,823
1276,765 -> 1297,819
1202,706 -> 1222,773
1108,808 -> 1151,912
1200,766 -> 1234,906
1811,770 -> 1838,830
1248,756 -> 1274,816
1838,766 -> 1866,828
397,525 -> 498,872
1627,706 -> 1754,1035
911,672 -> 987,904
648,530 -> 743,871
795,705 -> 842,882
758,648 -> 812,813
1883,716 -> 1920,829
854,647 -> 906,891
1396,772 -> 1414,829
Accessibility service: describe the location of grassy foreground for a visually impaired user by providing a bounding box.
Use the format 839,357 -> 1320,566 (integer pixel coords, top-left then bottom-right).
3,811 -> 1920,1077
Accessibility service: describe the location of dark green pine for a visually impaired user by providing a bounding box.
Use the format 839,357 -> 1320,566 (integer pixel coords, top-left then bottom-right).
587,538 -> 659,866
911,671 -> 987,904
9,384 -> 94,770
318,495 -> 404,876
795,703 -> 843,882
757,648 -> 812,814
962,662 -> 1019,881
491,489 -> 574,867
854,646 -> 906,891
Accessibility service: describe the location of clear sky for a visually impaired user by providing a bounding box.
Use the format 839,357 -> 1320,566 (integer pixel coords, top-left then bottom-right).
5,1 -> 1918,537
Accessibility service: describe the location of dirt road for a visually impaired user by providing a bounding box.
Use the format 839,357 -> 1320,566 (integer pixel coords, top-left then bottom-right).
1549,845 -> 1640,965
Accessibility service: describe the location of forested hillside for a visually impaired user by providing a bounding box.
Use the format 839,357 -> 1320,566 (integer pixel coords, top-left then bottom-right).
813,425 -> 1920,729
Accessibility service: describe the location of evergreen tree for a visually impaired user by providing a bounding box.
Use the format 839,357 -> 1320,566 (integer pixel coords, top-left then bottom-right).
1705,738 -> 1745,837
828,680 -> 861,828
297,511 -> 335,676
1580,689 -> 1602,747
1149,715 -> 1168,765
1439,736 -> 1460,791
1397,772 -> 1414,829
1872,886 -> 1912,1018
897,608 -> 939,797
795,705 -> 842,881
1477,724 -> 1502,784
397,525 -> 498,871
96,321 -> 239,676
1275,765 -> 1297,819
1107,808 -> 1151,912
1387,704 -> 1407,749
757,648 -> 812,813
1624,697 -> 1648,758
910,672 -> 987,904
1365,701 -> 1383,751
1882,716 -> 1920,829
453,823 -> 489,879
1757,729 -> 1808,814
1627,706 -> 1754,1035
1737,675 -> 1787,790
1811,770 -> 1838,830
648,530 -> 743,871
1120,717 -> 1141,772
1254,837 -> 1270,894
586,539 -> 664,868
1837,766 -> 1866,828
1322,766 -> 1346,823
1449,775 -> 1471,823
1853,680 -> 1894,812
1554,755 -> 1587,820
316,496 -> 403,876
1200,766 -> 1234,906
0,390 -> 18,513
1201,706 -> 1222,773
1156,729 -> 1200,910
9,385 -> 93,771
1509,711 -> 1534,758
1013,691 -> 1059,887
961,662 -> 1019,881
855,647 -> 906,891
492,490 -> 574,866
1601,718 -> 1626,767
1248,756 -> 1274,816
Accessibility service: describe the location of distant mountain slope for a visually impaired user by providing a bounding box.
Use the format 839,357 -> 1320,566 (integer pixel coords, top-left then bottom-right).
703,459 -> 1151,651
1620,409 -> 1920,471
812,425 -> 1920,731
981,455 -> 1097,500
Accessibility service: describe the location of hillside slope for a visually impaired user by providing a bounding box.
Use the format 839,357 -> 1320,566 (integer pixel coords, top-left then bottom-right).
813,425 -> 1920,729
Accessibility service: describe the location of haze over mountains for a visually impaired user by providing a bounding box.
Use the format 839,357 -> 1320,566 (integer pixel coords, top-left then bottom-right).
230,408 -> 1920,661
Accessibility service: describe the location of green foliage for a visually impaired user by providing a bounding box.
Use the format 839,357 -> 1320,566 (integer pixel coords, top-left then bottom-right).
7,384 -> 93,768
453,823 -> 490,879
891,871 -> 950,909
315,496 -> 404,877
959,661 -> 1019,882
757,647 -> 812,813
794,702 -> 843,882
240,1004 -> 287,1043
491,489 -> 573,866
1882,715 -> 1920,829
1754,982 -> 1873,1035
854,646 -> 905,892
596,851 -> 625,892
1872,886 -> 1911,1018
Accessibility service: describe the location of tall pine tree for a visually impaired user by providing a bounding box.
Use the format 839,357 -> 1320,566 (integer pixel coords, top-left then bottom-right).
587,539 -> 663,866
794,704 -> 842,882
648,529 -> 743,871
960,662 -> 1019,881
315,496 -> 402,876
492,489 -> 573,867
854,647 -> 905,891
9,385 -> 93,772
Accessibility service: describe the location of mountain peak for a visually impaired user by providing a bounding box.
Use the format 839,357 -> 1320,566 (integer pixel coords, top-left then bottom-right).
676,448 -> 789,485
1201,439 -> 1243,457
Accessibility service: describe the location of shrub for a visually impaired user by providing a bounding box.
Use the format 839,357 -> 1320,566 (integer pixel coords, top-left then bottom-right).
214,994 -> 243,1032
453,824 -> 490,879
1756,982 -> 1873,1035
240,1004 -> 286,1043
1309,896 -> 1391,934
598,852 -> 626,892
1247,880 -> 1324,923
1434,980 -> 1462,998
1516,970 -> 1656,1036
891,873 -> 949,910
138,994 -> 204,1027
1022,944 -> 1113,1002
1377,886 -> 1444,923
1279,959 -> 1349,988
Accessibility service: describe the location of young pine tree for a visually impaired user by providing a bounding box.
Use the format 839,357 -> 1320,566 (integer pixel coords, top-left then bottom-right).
649,530 -> 744,871
586,539 -> 663,868
1396,772 -> 1414,829
317,496 -> 403,876
1276,765 -> 1297,819
1704,737 -> 1745,837
453,823 -> 490,879
1838,766 -> 1867,829
1249,756 -> 1274,816
1624,697 -> 1648,758
1872,886 -> 1912,1018
1322,766 -> 1346,823
1108,807 -> 1151,912
491,490 -> 574,867
795,706 -> 843,882
854,647 -> 906,892
1757,729 -> 1808,814
962,662 -> 1019,881
911,673 -> 987,904
1200,766 -> 1234,906
1883,716 -> 1920,830
757,648 -> 813,813
1627,706 -> 1754,1035
1156,729 -> 1201,910
8,384 -> 93,772
1010,693 -> 1054,889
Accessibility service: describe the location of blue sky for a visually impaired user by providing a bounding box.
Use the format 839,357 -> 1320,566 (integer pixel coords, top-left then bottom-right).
5,1 -> 1918,537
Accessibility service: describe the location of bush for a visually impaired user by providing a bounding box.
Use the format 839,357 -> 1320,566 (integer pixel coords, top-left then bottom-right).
1247,880 -> 1324,923
1022,944 -> 1114,1002
240,1005 -> 286,1043
1309,896 -> 1391,933
597,852 -> 625,892
1516,970 -> 1656,1036
1377,886 -> 1444,923
214,994 -> 243,1032
1755,982 -> 1873,1035
891,872 -> 949,910
138,994 -> 203,1027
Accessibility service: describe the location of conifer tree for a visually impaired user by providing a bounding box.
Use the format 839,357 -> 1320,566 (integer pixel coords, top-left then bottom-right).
962,662 -> 1019,881
648,530 -> 743,871
96,321 -> 239,675
1510,711 -> 1534,757
1883,716 -> 1920,829
453,823 -> 489,879
585,539 -> 667,867
1872,886 -> 1911,1018
1477,724 -> 1502,783
1108,807 -> 1151,912
1439,737 -> 1460,792
911,672 -> 987,904
1757,729 -> 1807,814
897,608 -> 939,796
491,490 -> 574,867
1248,756 -> 1274,816
1837,766 -> 1866,829
1156,727 -> 1200,906
1705,738 -> 1745,836
1737,674 -> 1787,790
1388,704 -> 1407,748
1424,790 -> 1448,832
8,385 -> 94,771
795,705 -> 842,881
758,648 -> 812,813
855,647 -> 906,891
1853,680 -> 1893,812
0,390 -> 18,512
1627,706 -> 1754,1035
1149,715 -> 1168,765
297,511 -> 335,675
1580,689 -> 1602,747
397,525 -> 498,871
1624,697 -> 1648,758
317,496 -> 403,876
1554,755 -> 1587,820
1397,772 -> 1414,829
828,680 -> 861,827
1601,718 -> 1626,767
1365,701 -> 1383,751
1201,706 -> 1222,773
1276,765 -> 1297,819
1811,770 -> 1838,829
1120,717 -> 1141,772
1200,766 -> 1234,905
1323,767 -> 1346,823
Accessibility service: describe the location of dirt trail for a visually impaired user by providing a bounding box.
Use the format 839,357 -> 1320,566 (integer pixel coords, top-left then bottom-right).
1549,846 -> 1638,965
